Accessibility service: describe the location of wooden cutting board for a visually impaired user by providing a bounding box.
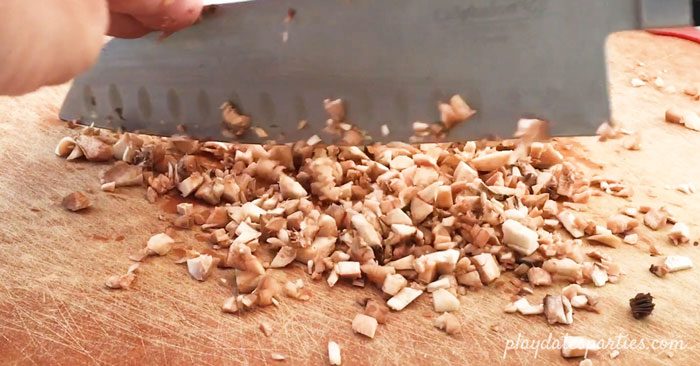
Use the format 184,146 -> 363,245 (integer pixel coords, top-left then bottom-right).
1,31 -> 699,366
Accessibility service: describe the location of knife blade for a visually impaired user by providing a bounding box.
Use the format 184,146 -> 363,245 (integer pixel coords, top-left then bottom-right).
59,0 -> 690,143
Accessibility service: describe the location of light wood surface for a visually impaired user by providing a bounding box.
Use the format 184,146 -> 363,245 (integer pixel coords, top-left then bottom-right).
0,31 -> 699,365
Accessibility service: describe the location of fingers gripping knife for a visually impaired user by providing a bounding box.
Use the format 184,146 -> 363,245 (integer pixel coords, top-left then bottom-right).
60,0 -> 694,143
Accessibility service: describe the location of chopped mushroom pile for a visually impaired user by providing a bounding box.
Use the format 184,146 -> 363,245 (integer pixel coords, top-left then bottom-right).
55,99 -> 695,358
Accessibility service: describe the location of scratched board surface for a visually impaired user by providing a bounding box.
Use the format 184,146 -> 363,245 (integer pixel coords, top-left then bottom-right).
1,32 -> 700,365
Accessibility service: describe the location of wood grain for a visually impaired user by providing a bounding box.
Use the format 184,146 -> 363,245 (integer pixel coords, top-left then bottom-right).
1,31 -> 699,365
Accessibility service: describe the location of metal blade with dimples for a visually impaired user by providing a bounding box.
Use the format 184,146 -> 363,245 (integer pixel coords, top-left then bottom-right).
60,0 -> 691,144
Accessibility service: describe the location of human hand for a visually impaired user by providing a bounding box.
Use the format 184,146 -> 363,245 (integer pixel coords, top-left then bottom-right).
0,0 -> 203,96
107,0 -> 204,38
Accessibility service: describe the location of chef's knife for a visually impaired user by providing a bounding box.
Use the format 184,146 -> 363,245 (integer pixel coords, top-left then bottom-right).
60,0 -> 694,143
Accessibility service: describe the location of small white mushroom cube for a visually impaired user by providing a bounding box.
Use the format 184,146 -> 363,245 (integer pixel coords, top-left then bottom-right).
351,314 -> 378,338
387,287 -> 423,311
335,261 -> 362,279
432,288 -> 460,312
664,255 -> 693,273
502,219 -> 539,255
382,273 -> 408,296
147,233 -> 174,256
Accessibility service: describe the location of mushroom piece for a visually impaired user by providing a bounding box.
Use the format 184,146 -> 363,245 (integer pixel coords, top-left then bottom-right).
233,271 -> 261,295
54,136 -> 77,157
227,243 -> 265,275
335,261 -> 362,279
504,297 -> 544,315
295,236 -> 336,263
255,275 -> 281,306
100,162 -> 143,187
606,214 -> 639,234
543,294 -> 573,325
682,110 -> 700,131
221,102 -> 251,136
324,98 -> 346,122
66,144 -> 85,160
62,191 -> 92,212
456,271 -> 482,289
279,174 -> 307,199
382,208 -> 413,226
471,151 -> 512,171
382,273 -> 408,296
390,155 -> 414,170
587,234 -> 621,248
391,224 -> 416,240
169,136 -> 199,154
75,135 -> 113,161
178,172 -> 205,197
439,94 -> 476,129
435,186 -> 454,209
562,284 -> 600,309
561,335 -> 600,358
527,267 -> 552,286
643,208 -> 667,230
361,264 -> 396,287
668,222 -> 690,245
258,321 -> 273,337
270,246 -> 297,268
432,288 -> 460,312
454,161 -> 478,182
210,229 -> 230,245
203,206 -> 231,229
410,197 -> 434,223
569,295 -> 588,308
147,233 -> 174,256
194,177 -> 224,205
530,142 -> 563,168
241,202 -> 266,221
413,122 -> 430,133
111,133 -> 143,162
413,167 -> 439,187
187,254 -> 215,281
630,78 -> 646,87
385,255 -> 415,271
364,299 -> 390,324
177,203 -> 193,216
326,270 -> 339,287
351,313 -> 378,338
145,187 -> 158,203
306,134 -> 322,146
471,253 -> 501,284
105,263 -> 139,290
351,214 -> 381,247
502,219 -> 539,255
557,211 -> 585,238
589,264 -> 608,287
100,182 -> 116,192
426,276 -> 453,292
623,233 -> 638,245
328,341 -> 342,365
414,249 -> 460,283
664,255 -> 693,273
543,258 -> 582,281
387,287 -> 423,311
434,312 -> 460,335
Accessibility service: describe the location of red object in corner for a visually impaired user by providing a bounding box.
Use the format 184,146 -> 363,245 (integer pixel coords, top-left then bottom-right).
647,27 -> 700,44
